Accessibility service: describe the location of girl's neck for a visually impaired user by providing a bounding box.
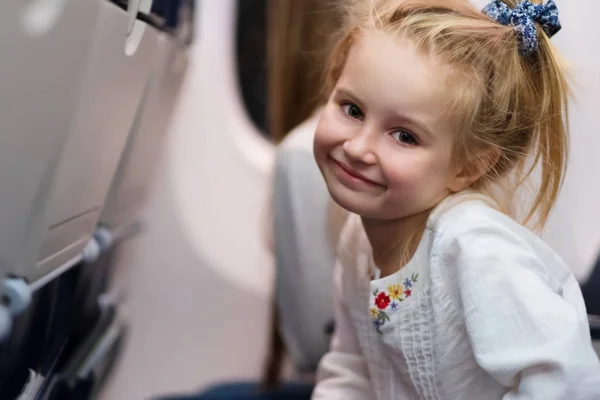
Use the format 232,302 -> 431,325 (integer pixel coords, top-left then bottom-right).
361,209 -> 430,278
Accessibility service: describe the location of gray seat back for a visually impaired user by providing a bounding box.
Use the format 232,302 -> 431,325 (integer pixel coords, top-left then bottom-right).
272,118 -> 336,373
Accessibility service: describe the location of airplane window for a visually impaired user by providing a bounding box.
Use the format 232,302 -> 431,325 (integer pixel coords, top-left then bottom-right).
235,0 -> 269,138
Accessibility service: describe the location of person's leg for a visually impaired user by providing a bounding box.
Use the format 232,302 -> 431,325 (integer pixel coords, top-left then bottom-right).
155,382 -> 313,400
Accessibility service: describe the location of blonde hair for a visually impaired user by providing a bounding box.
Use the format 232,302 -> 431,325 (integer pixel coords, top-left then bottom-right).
324,0 -> 570,231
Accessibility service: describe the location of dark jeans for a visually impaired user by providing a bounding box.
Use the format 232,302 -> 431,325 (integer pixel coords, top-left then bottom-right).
155,382 -> 313,400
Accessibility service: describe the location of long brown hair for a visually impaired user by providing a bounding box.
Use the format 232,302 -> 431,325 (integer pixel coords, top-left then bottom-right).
323,0 -> 570,231
262,0 -> 344,389
267,0 -> 343,144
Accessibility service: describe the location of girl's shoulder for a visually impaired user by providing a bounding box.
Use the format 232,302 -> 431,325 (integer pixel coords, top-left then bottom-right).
427,192 -> 573,289
428,191 -> 521,238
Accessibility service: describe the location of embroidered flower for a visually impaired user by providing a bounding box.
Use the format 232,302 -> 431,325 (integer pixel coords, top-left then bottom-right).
387,284 -> 403,300
375,292 -> 391,310
373,310 -> 390,334
370,272 -> 421,334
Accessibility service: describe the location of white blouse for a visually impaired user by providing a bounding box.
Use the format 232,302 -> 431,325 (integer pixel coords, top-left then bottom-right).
312,193 -> 600,399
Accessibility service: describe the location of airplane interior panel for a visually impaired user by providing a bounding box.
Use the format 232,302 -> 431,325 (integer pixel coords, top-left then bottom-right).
31,0 -> 160,283
0,1 -> 100,283
100,32 -> 189,232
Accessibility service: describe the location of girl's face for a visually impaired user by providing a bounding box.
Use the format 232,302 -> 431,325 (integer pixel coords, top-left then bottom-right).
314,30 -> 465,221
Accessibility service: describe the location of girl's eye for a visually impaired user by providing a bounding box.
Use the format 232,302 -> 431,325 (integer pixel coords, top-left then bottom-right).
391,130 -> 417,146
341,103 -> 364,120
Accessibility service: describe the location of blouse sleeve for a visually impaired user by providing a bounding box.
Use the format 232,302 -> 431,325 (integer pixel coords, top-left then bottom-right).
442,219 -> 600,400
312,259 -> 375,399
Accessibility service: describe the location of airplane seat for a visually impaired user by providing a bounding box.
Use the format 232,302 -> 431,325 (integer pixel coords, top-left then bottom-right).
68,249 -> 115,346
272,112 -> 336,375
61,0 -> 196,343
41,251 -> 127,400
0,0 -> 191,397
5,237 -> 128,399
43,322 -> 128,400
36,3 -> 195,396
28,0 -> 159,285
0,1 -> 101,374
0,267 -> 81,399
100,0 -> 192,233
0,1 -> 100,290
0,284 -> 56,398
0,1 -> 161,392
92,9 -> 194,385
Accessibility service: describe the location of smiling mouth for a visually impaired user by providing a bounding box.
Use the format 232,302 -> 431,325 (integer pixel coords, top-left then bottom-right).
331,158 -> 384,187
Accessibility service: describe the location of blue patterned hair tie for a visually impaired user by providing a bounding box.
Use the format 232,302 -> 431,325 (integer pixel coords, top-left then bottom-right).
482,0 -> 561,57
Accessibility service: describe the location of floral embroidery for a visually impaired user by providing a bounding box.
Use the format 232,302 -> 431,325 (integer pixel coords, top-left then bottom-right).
370,308 -> 379,319
372,310 -> 390,333
375,291 -> 391,310
373,318 -> 385,331
371,273 -> 419,334
387,284 -> 403,300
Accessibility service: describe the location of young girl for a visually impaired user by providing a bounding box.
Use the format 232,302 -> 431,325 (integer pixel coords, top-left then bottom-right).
312,0 -> 600,398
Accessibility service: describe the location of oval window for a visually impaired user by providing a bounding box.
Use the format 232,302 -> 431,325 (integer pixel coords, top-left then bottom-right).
235,0 -> 269,138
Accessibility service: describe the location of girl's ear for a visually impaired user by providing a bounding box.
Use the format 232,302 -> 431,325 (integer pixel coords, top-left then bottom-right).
448,147 -> 501,192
